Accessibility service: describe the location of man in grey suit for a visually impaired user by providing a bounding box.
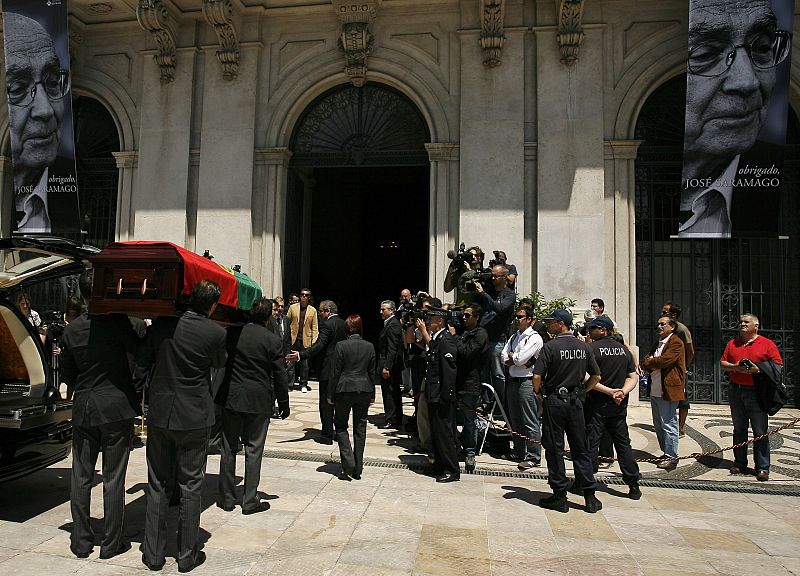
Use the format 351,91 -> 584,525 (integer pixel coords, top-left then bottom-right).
377,300 -> 404,429
61,271 -> 141,560
135,280 -> 227,573
216,298 -> 289,514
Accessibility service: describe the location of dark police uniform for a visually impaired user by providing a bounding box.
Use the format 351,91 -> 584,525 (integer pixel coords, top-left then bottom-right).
586,336 -> 641,486
425,327 -> 460,479
533,333 -> 600,494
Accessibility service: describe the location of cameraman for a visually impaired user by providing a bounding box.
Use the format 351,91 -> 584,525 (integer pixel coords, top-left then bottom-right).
489,250 -> 518,291
475,265 -> 516,408
444,246 -> 484,307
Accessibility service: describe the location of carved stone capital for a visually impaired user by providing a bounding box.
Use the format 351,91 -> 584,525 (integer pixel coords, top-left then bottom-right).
557,0 -> 586,66
137,0 -> 177,83
425,143 -> 460,162
255,148 -> 293,167
112,151 -> 139,169
202,0 -> 240,81
604,140 -> 643,161
479,0 -> 505,67
332,1 -> 378,87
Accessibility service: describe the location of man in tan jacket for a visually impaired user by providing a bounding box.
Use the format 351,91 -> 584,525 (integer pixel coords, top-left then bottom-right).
287,289 -> 319,392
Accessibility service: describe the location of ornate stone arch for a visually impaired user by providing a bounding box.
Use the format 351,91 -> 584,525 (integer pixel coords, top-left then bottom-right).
72,74 -> 137,152
265,56 -> 452,147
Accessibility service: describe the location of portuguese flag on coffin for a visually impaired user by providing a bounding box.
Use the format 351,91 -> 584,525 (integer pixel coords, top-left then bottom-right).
88,241 -> 262,323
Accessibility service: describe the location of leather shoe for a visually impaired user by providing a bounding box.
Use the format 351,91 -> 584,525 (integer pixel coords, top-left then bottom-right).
657,459 -> 677,471
729,466 -> 747,475
142,555 -> 165,571
628,484 -> 642,500
217,502 -> 235,512
99,541 -> 131,560
352,472 -> 362,480
584,491 -> 603,514
756,470 -> 770,482
317,436 -> 334,445
242,501 -> 270,515
71,547 -> 92,559
377,422 -> 395,430
435,473 -> 460,483
539,492 -> 568,513
178,551 -> 206,573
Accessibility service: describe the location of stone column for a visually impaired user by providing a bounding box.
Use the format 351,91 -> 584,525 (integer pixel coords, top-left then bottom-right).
458,27 -> 526,275
603,140 -> 642,346
112,151 -> 138,242
522,142 -> 538,298
254,147 -> 292,296
534,25 -> 605,306
426,143 -> 460,299
195,45 -> 260,274
0,156 -> 13,236
132,49 -> 196,245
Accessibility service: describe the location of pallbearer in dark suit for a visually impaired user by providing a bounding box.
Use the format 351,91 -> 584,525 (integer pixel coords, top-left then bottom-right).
417,307 -> 460,482
61,270 -> 141,559
377,300 -> 405,429
288,300 -> 347,443
216,298 -> 290,514
329,315 -> 376,480
135,281 -> 227,573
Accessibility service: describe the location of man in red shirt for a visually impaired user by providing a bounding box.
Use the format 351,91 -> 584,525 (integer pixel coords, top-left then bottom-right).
720,314 -> 782,481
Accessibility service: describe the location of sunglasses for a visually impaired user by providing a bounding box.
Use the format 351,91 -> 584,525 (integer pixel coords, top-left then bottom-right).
463,312 -> 473,318
515,315 -> 529,320
300,293 -> 310,297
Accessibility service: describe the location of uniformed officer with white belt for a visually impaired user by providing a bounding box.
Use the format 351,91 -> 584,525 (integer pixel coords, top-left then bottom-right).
533,309 -> 615,513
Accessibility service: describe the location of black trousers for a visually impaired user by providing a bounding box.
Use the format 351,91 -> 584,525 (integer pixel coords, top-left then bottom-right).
334,392 -> 371,476
428,399 -> 460,476
585,401 -> 641,485
318,379 -> 334,437
380,368 -> 404,426
144,425 -> 209,568
292,340 -> 308,386
541,396 -> 596,493
70,418 -> 133,557
218,409 -> 270,511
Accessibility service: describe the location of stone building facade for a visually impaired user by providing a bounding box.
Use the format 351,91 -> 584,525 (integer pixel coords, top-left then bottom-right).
1,0 -> 798,404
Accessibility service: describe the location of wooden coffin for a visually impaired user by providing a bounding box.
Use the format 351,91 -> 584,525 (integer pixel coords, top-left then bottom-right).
87,242 -> 261,324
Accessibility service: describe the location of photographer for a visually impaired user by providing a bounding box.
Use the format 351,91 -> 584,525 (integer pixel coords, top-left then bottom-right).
489,250 -> 518,291
475,264 -> 516,408
444,245 -> 484,307
455,303 -> 488,473
720,313 -> 782,482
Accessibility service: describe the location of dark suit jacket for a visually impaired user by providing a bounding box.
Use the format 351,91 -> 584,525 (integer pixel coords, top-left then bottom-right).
135,310 -> 227,430
426,331 -> 458,403
641,335 -> 686,402
61,313 -> 141,427
300,314 -> 347,381
217,323 -> 289,415
267,315 -> 292,356
378,315 -> 404,371
329,334 -> 376,402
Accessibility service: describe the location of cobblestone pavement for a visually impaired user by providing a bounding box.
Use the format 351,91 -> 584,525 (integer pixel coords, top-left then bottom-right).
0,384 -> 798,575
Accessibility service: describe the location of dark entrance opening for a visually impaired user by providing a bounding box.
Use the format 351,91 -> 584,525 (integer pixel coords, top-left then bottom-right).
634,76 -> 800,406
286,82 -> 431,342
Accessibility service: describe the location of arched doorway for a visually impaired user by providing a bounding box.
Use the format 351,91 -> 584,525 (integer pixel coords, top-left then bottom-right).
74,96 -> 120,248
285,82 -> 431,337
634,76 -> 800,406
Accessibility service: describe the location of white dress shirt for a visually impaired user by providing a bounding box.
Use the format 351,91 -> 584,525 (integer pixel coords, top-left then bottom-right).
649,333 -> 672,398
501,326 -> 543,378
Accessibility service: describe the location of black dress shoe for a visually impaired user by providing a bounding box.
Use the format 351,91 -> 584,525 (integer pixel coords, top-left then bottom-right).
318,436 -> 334,445
377,422 -> 395,430
435,473 -> 460,483
217,502 -> 235,512
352,473 -> 362,480
540,492 -> 568,513
99,541 -> 131,559
242,501 -> 270,515
584,490 -> 603,514
178,551 -> 206,573
142,555 -> 165,571
71,547 -> 92,559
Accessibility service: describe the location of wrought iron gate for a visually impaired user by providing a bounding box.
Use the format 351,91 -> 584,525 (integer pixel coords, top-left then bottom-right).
634,77 -> 799,406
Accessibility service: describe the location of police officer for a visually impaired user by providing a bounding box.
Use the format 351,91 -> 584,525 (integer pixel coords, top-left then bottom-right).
532,309 -> 609,513
584,316 -> 642,499
417,307 -> 460,482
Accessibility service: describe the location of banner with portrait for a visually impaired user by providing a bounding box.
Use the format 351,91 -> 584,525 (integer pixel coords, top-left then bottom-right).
3,0 -> 80,235
680,0 -> 794,238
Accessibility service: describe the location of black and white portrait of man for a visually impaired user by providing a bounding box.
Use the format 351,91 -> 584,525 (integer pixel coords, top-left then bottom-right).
3,6 -> 80,234
679,0 -> 792,238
